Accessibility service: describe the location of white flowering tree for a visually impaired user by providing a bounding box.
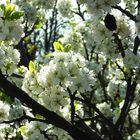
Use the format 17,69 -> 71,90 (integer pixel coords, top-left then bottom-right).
0,0 -> 140,139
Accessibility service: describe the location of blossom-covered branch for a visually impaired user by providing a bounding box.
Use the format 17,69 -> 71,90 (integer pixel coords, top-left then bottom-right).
0,70 -> 102,140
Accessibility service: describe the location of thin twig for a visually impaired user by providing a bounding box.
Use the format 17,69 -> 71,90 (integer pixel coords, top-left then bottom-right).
112,5 -> 137,22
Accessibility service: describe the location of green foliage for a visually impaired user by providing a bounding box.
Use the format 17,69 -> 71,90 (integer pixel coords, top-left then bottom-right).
63,44 -> 72,52
10,11 -> 24,20
53,41 -> 64,51
29,61 -> 35,74
123,66 -> 128,74
46,53 -> 54,57
53,41 -> 72,52
0,90 -> 12,104
0,2 -> 24,20
19,126 -> 27,135
130,130 -> 140,140
35,17 -> 43,28
35,114 -> 44,119
18,67 -> 24,74
69,20 -> 76,26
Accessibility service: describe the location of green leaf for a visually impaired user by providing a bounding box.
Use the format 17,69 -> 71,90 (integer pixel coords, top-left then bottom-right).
53,42 -> 64,51
0,4 -> 5,12
19,126 -> 27,135
64,44 -> 72,52
0,2 -> 24,20
0,92 -> 12,104
35,114 -> 44,119
123,66 -> 128,74
29,61 -> 35,73
18,67 -> 24,74
35,22 -> 43,28
74,102 -> 79,110
69,20 -> 76,26
35,17 -> 43,28
5,2 -> 15,18
46,53 -> 54,57
10,11 -> 24,20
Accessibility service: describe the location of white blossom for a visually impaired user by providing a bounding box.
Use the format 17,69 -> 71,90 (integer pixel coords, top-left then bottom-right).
0,44 -> 20,75
0,101 -> 10,121
57,0 -> 73,18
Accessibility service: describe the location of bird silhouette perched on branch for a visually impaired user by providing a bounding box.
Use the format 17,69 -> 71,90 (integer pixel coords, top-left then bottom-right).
104,13 -> 117,31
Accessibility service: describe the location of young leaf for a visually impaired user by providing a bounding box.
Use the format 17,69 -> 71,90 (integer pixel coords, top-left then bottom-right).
29,61 -> 35,73
69,20 -> 76,26
5,2 -> 15,18
19,126 -> 27,135
0,4 -> 5,13
35,18 -> 43,28
64,44 -> 72,52
46,53 -> 54,57
10,11 -> 24,20
53,42 -> 64,51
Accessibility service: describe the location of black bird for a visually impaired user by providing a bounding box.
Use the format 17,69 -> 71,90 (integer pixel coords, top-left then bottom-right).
104,13 -> 117,31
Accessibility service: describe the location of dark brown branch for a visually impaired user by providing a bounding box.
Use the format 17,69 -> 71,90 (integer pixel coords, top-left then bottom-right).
74,114 -> 101,139
45,0 -> 58,52
115,77 -> 137,131
17,19 -> 39,46
115,61 -> 127,77
96,54 -> 109,102
82,37 -> 89,60
98,62 -> 109,102
112,5 -> 137,22
72,0 -> 85,21
0,70 -> 102,140
137,0 -> 140,14
75,95 -> 124,140
113,32 -> 125,58
0,115 -> 47,124
67,88 -> 76,123
133,36 -> 140,55
15,19 -> 39,67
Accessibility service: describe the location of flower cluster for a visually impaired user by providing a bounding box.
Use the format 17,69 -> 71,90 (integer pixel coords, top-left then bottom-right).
79,0 -> 121,16
37,51 -> 94,93
0,101 -> 10,121
22,121 -> 73,140
61,29 -> 84,54
123,50 -> 140,70
0,44 -> 20,75
57,0 -> 73,18
9,98 -> 24,120
14,0 -> 55,23
0,0 -> 140,140
0,19 -> 23,43
23,121 -> 48,140
33,0 -> 54,9
14,0 -> 37,22
21,70 -> 42,99
91,21 -> 119,58
22,51 -> 94,116
0,5 -> 23,43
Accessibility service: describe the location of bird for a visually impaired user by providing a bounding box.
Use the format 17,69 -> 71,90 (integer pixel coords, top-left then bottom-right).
104,13 -> 117,31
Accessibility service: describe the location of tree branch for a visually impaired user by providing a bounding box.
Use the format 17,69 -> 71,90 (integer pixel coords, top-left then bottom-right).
75,95 -> 124,140
133,36 -> 140,55
0,115 -> 47,124
115,77 -> 137,131
0,70 -> 102,140
113,32 -> 125,58
112,5 -> 137,22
